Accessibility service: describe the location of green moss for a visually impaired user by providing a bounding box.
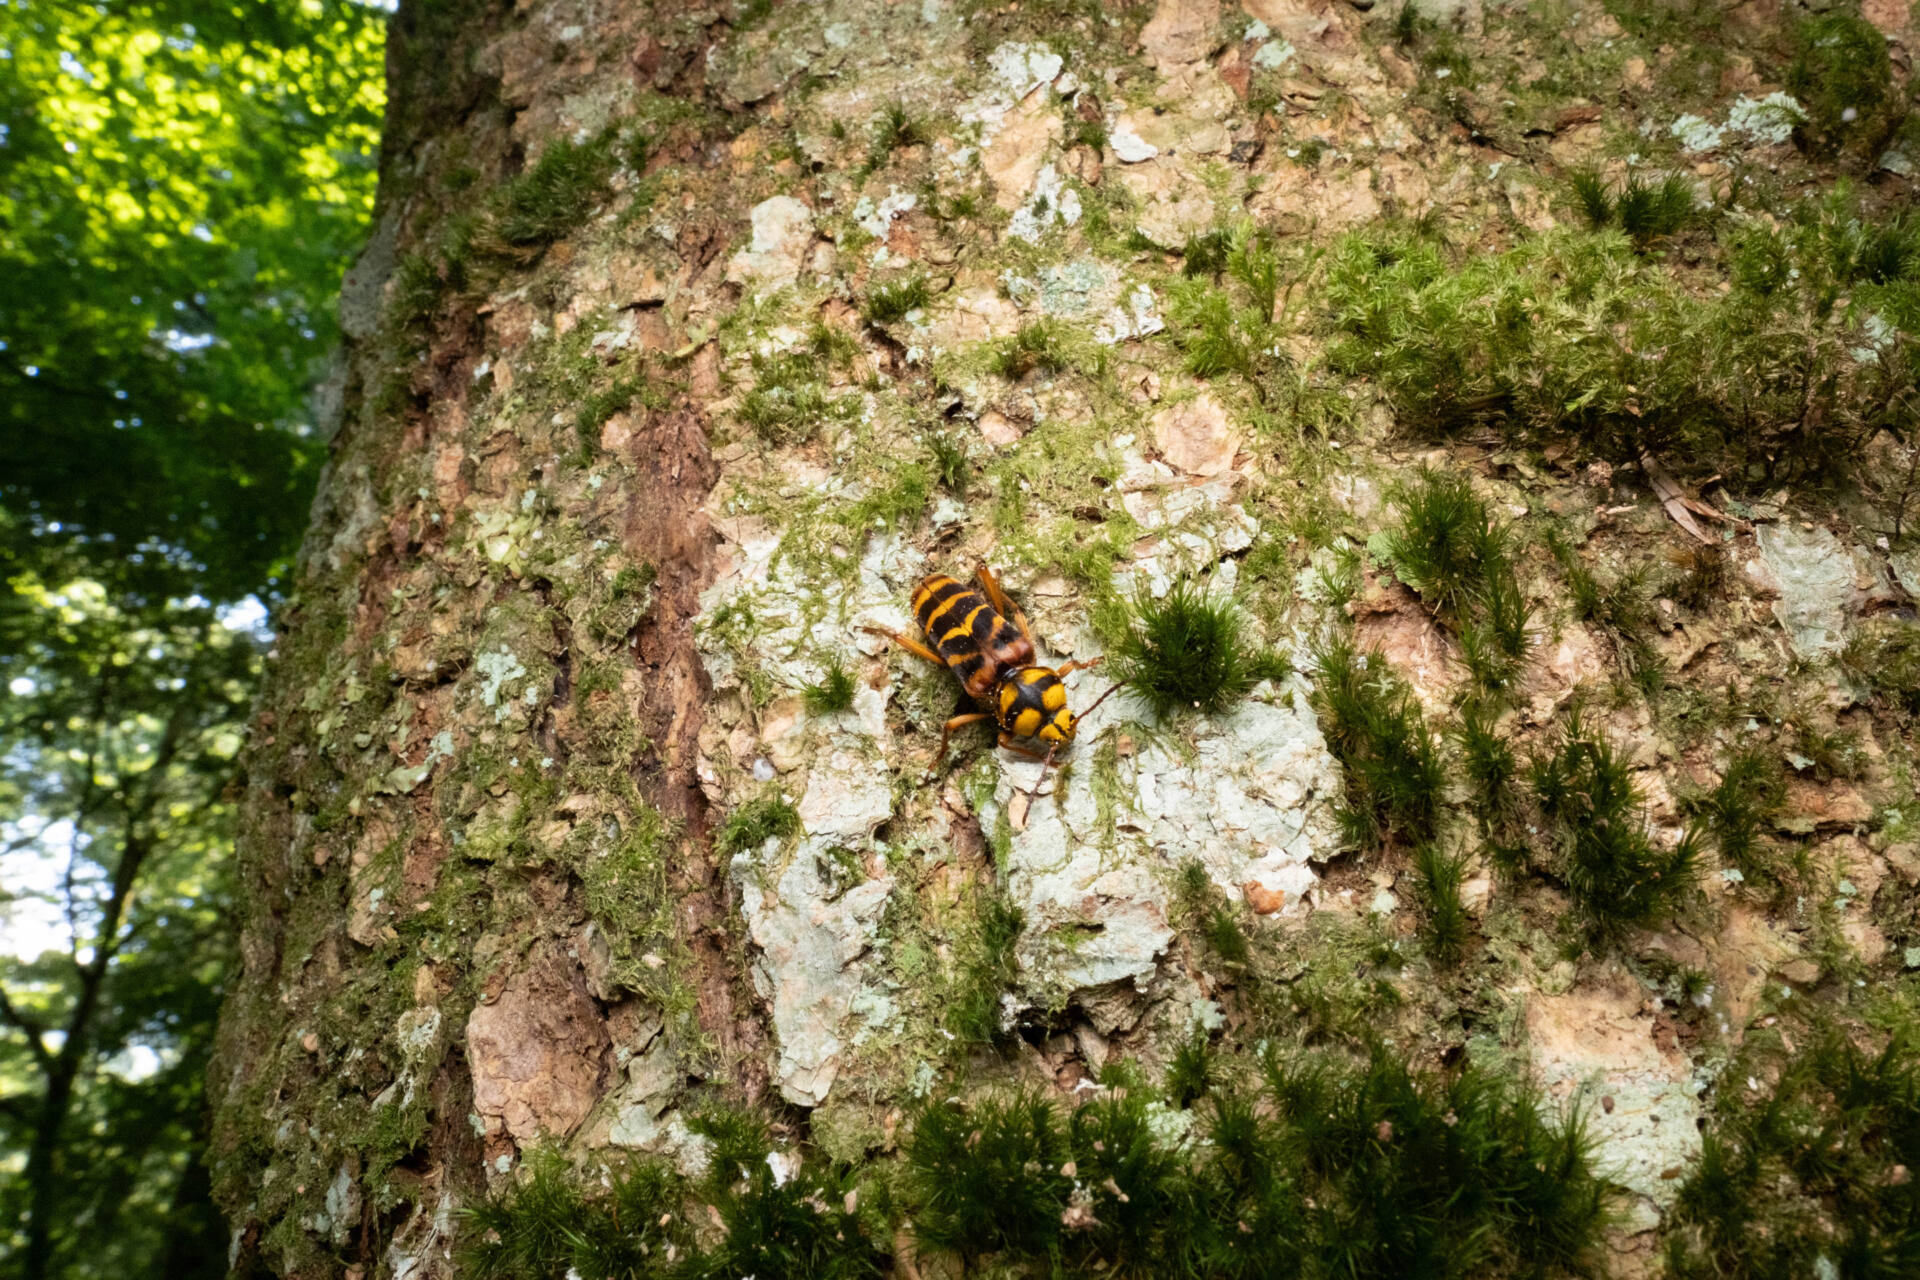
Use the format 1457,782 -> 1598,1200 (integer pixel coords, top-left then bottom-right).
1841,620 -> 1920,716
1323,223 -> 1913,485
801,654 -> 858,715
714,792 -> 802,857
737,351 -> 846,444
1063,114 -> 1104,150
578,802 -> 674,991
461,1143 -> 874,1280
992,319 -> 1073,379
807,319 -> 861,367
1669,542 -> 1729,612
1382,468 -> 1531,694
1166,220 -> 1285,384
1182,227 -> 1233,277
903,1044 -> 1611,1278
688,1148 -> 881,1280
946,890 -> 1024,1044
905,1090 -> 1070,1264
1311,635 -> 1445,850
573,369 -> 654,461
1457,701 -> 1524,872
1787,14 -> 1898,157
1568,171 -> 1697,251
489,131 -> 618,249
864,100 -> 925,172
1528,709 -> 1698,939
586,561 -> 656,642
1108,575 -> 1279,719
926,432 -> 969,495
1664,1020 -> 1920,1278
1166,1027 -> 1215,1108
1684,746 -> 1786,889
861,274 -> 929,326
390,249 -> 446,332
1790,720 -> 1869,783
1412,841 -> 1472,965
1567,168 -> 1614,231
844,462 -> 932,533
1548,531 -> 1664,689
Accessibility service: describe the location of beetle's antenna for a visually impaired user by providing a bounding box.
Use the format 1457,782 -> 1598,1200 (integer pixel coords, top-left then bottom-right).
1023,679 -> 1127,821
1078,678 -> 1128,722
1023,741 -> 1059,815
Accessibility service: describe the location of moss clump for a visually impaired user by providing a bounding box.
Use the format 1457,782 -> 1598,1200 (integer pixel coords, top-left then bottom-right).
1412,841 -> 1472,964
714,792 -> 801,856
905,1090 -> 1069,1263
992,319 -> 1072,379
1109,576 -> 1280,719
1549,532 -> 1663,689
1382,468 -> 1532,693
861,275 -> 929,326
1664,1022 -> 1920,1278
1568,170 -> 1697,250
946,891 -> 1024,1043
1457,701 -> 1524,870
455,1047 -> 1611,1278
1685,746 -> 1786,888
1669,542 -> 1729,611
490,133 -> 618,248
1175,859 -> 1251,968
459,1149 -> 688,1280
904,1046 -> 1611,1278
1311,635 -> 1445,850
737,352 -> 841,444
801,655 -> 857,716
1841,620 -> 1920,716
461,1130 -> 880,1280
1323,221 -> 1915,486
684,1132 -> 881,1280
864,100 -> 925,172
1166,220 -> 1284,382
926,432 -> 969,494
1165,1027 -> 1215,1107
1787,14 -> 1897,157
573,370 -> 652,459
1528,710 -> 1698,939
389,249 -> 447,331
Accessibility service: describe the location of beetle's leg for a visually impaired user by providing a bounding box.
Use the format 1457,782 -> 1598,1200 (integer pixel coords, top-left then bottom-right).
995,731 -> 1052,762
858,624 -> 946,668
973,563 -> 1038,650
936,712 -> 994,761
1052,655 -> 1106,679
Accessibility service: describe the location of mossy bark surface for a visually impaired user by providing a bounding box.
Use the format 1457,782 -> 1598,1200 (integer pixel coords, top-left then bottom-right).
210,0 -> 1920,1275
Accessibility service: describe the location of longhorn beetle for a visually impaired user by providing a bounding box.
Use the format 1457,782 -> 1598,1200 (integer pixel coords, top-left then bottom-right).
860,564 -> 1124,795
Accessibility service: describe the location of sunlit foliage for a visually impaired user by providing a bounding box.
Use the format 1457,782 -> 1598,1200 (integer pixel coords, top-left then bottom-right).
0,0 -> 387,601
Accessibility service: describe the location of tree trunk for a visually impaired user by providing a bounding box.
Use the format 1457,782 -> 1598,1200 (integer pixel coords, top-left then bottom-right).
208,2 -> 768,1273
212,0 -> 1357,1274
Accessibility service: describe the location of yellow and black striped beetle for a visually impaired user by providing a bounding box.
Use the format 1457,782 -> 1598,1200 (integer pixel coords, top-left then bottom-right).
860,564 -> 1122,773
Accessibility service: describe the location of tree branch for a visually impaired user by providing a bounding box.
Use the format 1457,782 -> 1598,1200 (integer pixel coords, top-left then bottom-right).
0,986 -> 57,1071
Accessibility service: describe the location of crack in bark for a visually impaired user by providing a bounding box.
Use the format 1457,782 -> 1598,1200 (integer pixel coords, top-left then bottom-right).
620,395 -> 770,1099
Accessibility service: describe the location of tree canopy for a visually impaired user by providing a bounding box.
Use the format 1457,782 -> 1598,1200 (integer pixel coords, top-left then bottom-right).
0,0 -> 386,604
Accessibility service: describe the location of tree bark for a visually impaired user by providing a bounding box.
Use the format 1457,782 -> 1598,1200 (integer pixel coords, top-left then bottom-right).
208,3 -> 772,1273
209,0 -> 1357,1274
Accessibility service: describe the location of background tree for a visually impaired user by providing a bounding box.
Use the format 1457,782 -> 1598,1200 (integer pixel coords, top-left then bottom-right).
0,2 -> 384,1277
